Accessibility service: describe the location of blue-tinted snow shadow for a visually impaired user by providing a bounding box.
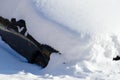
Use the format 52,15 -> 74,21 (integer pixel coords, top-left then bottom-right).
0,38 -> 72,77
0,38 -> 87,78
0,38 -> 75,77
36,53 -> 89,79
0,38 -> 43,75
31,2 -> 81,37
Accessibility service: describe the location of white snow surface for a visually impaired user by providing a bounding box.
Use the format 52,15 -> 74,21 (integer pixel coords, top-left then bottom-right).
0,0 -> 120,80
33,0 -> 120,34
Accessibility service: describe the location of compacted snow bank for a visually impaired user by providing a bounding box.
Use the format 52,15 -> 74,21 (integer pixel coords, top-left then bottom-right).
0,0 -> 120,80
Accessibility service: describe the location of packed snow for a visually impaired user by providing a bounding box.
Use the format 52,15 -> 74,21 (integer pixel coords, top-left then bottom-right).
0,0 -> 120,80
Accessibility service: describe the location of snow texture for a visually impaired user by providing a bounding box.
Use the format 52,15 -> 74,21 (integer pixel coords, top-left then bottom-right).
0,0 -> 120,80
33,0 -> 120,34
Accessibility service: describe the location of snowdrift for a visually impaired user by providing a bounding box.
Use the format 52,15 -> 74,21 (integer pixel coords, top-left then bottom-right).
33,0 -> 120,34
0,0 -> 120,80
